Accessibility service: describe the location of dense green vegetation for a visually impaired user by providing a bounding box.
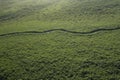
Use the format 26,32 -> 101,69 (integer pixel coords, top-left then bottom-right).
0,0 -> 120,80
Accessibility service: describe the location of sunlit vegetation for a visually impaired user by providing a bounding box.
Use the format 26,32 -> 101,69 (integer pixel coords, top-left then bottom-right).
0,0 -> 120,80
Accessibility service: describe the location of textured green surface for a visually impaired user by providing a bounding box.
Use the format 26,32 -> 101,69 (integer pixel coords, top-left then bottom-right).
0,0 -> 120,80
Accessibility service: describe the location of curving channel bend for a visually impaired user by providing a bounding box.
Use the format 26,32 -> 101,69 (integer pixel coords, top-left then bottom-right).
0,27 -> 120,37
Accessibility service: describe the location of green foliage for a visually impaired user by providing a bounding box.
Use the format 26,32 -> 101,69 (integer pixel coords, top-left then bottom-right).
0,0 -> 120,34
0,31 -> 120,80
0,0 -> 120,80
